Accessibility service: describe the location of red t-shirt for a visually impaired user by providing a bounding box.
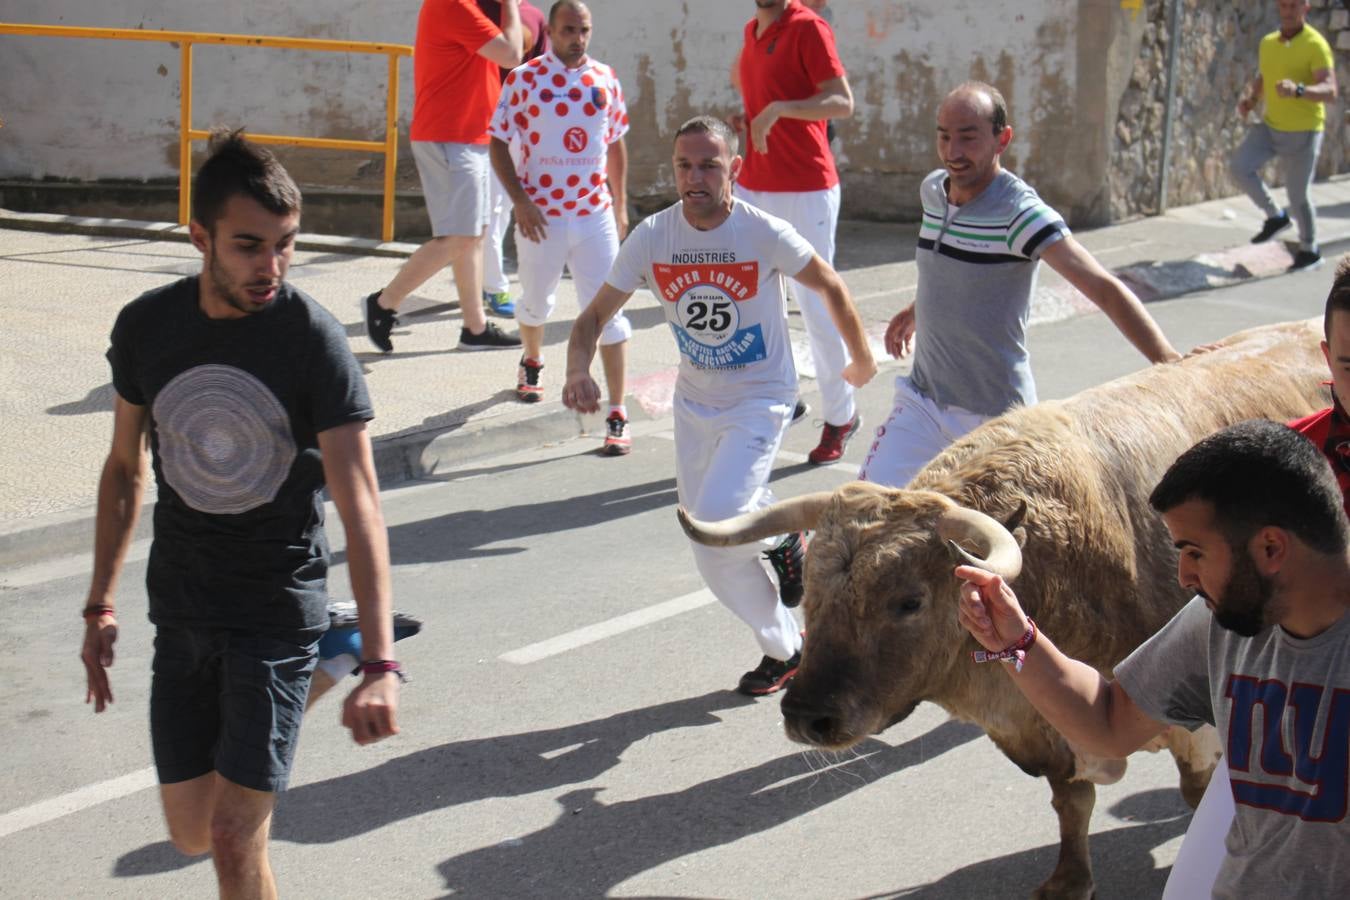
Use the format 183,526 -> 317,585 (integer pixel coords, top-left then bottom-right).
411,0 -> 502,144
475,0 -> 549,82
736,3 -> 845,192
1289,395 -> 1350,517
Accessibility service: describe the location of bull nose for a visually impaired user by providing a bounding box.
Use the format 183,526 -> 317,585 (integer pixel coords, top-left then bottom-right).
780,689 -> 842,746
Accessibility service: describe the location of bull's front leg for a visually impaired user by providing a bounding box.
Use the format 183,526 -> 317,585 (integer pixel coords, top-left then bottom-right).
1033,776 -> 1096,900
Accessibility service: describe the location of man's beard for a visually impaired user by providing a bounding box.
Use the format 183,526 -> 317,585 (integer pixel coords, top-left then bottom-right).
208,252 -> 268,315
1204,547 -> 1274,637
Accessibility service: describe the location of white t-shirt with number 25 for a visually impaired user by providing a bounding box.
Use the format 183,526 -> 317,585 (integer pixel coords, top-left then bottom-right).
606,199 -> 815,406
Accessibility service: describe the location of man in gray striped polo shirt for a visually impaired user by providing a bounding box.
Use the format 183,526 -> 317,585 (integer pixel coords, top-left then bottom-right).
859,81 -> 1181,487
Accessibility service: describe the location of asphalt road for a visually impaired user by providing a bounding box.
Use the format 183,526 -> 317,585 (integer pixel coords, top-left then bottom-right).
0,261 -> 1336,899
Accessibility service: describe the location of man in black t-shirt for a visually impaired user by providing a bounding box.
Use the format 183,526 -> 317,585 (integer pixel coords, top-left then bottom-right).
79,131 -> 401,898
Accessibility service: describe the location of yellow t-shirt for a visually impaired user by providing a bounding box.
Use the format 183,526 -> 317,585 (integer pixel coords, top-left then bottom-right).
1259,24 -> 1334,132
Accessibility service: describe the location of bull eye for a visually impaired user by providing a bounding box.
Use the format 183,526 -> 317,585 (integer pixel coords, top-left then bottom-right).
892,595 -> 923,616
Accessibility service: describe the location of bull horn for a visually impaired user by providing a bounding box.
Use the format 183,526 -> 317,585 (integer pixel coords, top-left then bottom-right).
936,506 -> 1023,582
677,491 -> 834,547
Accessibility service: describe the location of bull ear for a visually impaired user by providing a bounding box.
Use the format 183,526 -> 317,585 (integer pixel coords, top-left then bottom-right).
1002,500 -> 1029,549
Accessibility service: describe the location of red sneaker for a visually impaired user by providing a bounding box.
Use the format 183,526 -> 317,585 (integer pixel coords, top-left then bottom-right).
516,357 -> 544,403
807,414 -> 862,465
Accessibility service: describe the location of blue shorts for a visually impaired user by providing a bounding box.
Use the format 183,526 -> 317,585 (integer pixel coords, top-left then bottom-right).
150,626 -> 317,793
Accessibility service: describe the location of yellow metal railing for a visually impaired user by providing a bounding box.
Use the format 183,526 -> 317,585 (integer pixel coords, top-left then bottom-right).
0,23 -> 413,242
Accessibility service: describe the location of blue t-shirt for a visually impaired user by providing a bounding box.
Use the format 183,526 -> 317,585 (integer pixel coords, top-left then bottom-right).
107,277 -> 373,639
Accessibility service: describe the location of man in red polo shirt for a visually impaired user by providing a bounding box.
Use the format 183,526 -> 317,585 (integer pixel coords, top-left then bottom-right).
731,0 -> 858,464
362,0 -> 525,353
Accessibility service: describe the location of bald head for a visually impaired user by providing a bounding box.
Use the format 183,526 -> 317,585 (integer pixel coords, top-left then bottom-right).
941,82 -> 1008,135
548,0 -> 588,25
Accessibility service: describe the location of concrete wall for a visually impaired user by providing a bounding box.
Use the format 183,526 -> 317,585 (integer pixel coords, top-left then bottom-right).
0,1 -> 1344,236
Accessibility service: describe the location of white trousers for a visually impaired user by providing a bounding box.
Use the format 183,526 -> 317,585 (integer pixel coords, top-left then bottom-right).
734,184 -> 855,426
516,211 -> 631,346
859,376 -> 990,488
483,139 -> 523,295
674,392 -> 802,661
1162,757 -> 1232,899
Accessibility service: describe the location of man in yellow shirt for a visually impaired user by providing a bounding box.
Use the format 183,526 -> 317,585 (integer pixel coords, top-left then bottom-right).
1231,0 -> 1337,270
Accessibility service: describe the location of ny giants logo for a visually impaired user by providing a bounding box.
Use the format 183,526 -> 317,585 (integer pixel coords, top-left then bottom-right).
1225,675 -> 1350,822
564,127 -> 588,153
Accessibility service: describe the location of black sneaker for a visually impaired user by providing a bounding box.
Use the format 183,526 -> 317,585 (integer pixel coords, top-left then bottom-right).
1251,212 -> 1291,244
764,530 -> 806,607
460,321 -> 523,350
737,649 -> 802,696
363,291 -> 398,353
791,398 -> 809,425
1289,249 -> 1323,271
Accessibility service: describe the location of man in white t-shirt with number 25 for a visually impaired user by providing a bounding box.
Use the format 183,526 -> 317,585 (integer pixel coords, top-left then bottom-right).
563,115 -> 875,695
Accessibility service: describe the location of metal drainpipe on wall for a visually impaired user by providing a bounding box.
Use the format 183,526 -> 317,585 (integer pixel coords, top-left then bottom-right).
1156,0 -> 1183,214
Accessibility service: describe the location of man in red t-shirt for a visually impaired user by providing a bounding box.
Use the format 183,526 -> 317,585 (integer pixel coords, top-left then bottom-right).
480,0 -> 549,319
731,0 -> 857,465
362,0 -> 525,353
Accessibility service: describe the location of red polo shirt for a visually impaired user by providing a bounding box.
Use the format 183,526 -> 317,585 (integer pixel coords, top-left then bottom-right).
737,2 -> 845,192
411,0 -> 502,144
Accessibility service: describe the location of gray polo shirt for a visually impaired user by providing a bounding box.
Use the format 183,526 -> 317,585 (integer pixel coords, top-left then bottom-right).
909,168 -> 1068,416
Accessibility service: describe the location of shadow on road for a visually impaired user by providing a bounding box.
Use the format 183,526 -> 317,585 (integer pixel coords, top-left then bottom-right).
333,475 -> 679,566
867,787 -> 1191,899
431,718 -> 981,897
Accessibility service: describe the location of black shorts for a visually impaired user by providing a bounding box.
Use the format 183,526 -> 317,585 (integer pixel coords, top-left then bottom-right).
150,626 -> 317,793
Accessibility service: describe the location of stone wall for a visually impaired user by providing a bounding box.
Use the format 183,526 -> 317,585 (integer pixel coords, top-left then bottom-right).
1111,0 -> 1350,218
2,1 -> 1346,234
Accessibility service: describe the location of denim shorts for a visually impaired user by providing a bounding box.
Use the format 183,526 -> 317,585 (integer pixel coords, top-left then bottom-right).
150,626 -> 317,793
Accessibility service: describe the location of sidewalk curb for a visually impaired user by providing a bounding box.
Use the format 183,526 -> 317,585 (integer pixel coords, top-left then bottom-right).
0,208 -> 423,258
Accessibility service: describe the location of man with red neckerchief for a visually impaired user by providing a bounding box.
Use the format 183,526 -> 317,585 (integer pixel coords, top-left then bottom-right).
730,0 -> 859,465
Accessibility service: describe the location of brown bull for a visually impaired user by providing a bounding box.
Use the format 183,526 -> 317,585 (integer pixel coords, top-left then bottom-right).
678,319 -> 1330,899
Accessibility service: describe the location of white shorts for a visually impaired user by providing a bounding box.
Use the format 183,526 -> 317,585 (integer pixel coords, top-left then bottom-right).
516,211 -> 630,345
859,375 -> 991,487
674,391 -> 801,661
411,141 -> 490,237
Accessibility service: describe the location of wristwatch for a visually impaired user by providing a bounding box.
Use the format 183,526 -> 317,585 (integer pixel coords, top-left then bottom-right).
1296,83 -> 1306,98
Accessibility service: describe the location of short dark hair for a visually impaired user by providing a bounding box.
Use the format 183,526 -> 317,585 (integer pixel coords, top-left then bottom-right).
674,115 -> 739,157
1149,418 -> 1348,555
548,0 -> 587,26
1323,256 -> 1350,339
951,81 -> 1008,134
192,128 -> 301,233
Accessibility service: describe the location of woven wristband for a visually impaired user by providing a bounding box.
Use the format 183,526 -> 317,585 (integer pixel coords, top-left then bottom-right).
972,618 -> 1038,673
82,605 -> 116,620
360,659 -> 407,683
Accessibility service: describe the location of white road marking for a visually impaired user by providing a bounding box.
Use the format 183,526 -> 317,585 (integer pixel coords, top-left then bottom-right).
499,588 -> 717,664
0,766 -> 157,840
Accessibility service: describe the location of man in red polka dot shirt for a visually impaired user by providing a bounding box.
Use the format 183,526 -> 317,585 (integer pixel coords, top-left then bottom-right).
488,0 -> 635,455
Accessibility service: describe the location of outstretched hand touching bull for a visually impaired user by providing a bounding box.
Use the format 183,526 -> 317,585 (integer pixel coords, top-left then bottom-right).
955,565 -> 1032,653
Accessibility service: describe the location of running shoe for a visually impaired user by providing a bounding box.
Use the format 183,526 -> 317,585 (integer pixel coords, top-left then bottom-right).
483,290 -> 516,319
808,413 -> 862,465
460,322 -> 522,350
1250,212 -> 1291,244
737,649 -> 802,696
603,410 -> 632,456
362,291 -> 398,353
517,356 -> 544,403
764,530 -> 806,608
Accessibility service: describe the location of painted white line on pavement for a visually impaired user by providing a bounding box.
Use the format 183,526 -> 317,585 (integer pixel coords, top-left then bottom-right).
499,588 -> 716,664
0,766 -> 157,840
